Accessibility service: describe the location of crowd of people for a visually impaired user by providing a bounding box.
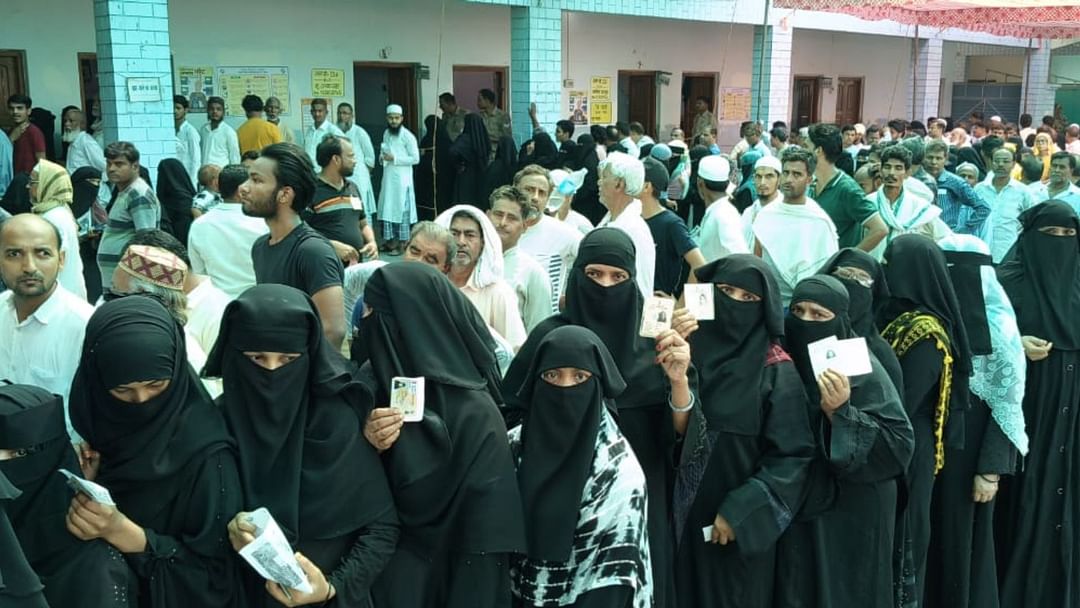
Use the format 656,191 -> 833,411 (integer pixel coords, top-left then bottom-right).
0,86 -> 1079,608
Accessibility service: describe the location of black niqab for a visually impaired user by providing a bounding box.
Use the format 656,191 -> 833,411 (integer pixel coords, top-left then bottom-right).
156,158 -> 196,245
68,296 -> 233,524
516,326 -> 626,562
691,254 -> 784,434
204,285 -> 394,542
70,166 -> 100,219
998,200 -> 1080,350
942,248 -> 992,355
784,275 -> 855,392
526,131 -> 561,170
1,173 -> 32,215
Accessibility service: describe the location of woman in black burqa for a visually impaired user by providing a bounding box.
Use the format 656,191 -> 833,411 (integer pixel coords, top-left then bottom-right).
776,275 -> 913,608
449,113 -> 491,210
156,158 -> 196,245
503,227 -> 694,608
672,255 -> 813,608
357,263 -> 525,608
205,284 -> 399,607
995,201 -> 1080,607
68,295 -> 246,607
0,384 -> 137,607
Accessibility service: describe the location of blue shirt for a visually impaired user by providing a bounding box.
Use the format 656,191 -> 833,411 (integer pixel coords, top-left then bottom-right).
934,170 -> 991,240
0,131 -> 12,198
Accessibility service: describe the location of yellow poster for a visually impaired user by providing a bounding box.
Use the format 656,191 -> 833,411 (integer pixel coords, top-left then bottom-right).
311,68 -> 345,98
590,76 -> 612,102
216,66 -> 291,116
720,87 -> 752,121
591,101 -> 612,125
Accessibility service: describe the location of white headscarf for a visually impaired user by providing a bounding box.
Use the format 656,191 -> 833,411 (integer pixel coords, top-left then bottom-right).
435,204 -> 504,290
938,233 -> 1028,454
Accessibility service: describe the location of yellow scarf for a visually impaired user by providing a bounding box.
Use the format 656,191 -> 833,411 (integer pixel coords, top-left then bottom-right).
882,311 -> 954,475
32,159 -> 73,215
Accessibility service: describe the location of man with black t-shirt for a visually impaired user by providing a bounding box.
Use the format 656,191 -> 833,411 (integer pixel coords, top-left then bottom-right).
306,135 -> 379,261
240,142 -> 346,348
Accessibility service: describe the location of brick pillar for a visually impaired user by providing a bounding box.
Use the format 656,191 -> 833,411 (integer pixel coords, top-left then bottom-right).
1021,39 -> 1055,120
510,5 -> 562,145
94,0 -> 174,177
751,24 -> 792,128
912,38 -> 943,122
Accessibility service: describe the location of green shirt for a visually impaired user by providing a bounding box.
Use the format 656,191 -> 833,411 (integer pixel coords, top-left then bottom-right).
811,169 -> 878,249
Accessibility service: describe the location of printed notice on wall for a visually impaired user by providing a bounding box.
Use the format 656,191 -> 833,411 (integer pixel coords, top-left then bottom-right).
720,87 -> 752,121
590,76 -> 612,102
216,66 -> 291,116
568,91 -> 589,125
176,66 -> 214,110
311,68 -> 345,98
591,101 -> 612,125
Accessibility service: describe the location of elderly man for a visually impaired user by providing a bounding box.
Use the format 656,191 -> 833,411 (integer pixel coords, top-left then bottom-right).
595,151 -> 656,297
377,104 -> 420,255
264,96 -> 296,144
62,108 -> 105,175
514,165 -> 582,308
435,204 -> 526,350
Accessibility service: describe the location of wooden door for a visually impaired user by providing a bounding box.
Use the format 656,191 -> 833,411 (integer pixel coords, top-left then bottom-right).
386,65 -> 418,132
681,73 -> 717,138
622,71 -> 657,137
0,50 -> 29,132
834,77 -> 863,126
78,53 -> 100,115
793,76 -> 821,129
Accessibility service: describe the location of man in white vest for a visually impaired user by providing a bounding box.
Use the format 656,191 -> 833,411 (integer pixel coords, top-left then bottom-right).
377,104 -> 419,255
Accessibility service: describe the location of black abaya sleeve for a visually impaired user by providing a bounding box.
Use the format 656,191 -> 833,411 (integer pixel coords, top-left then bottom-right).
716,362 -> 815,555
326,511 -> 400,605
898,340 -> 944,418
823,360 -> 915,484
125,450 -> 246,607
976,416 -> 1018,475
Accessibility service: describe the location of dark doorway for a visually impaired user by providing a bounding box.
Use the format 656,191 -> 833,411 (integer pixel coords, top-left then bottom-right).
835,77 -> 863,126
452,65 -> 507,113
792,75 -> 821,130
0,50 -> 29,132
681,73 -> 717,140
78,53 -> 100,118
618,70 -> 658,137
353,62 -> 419,202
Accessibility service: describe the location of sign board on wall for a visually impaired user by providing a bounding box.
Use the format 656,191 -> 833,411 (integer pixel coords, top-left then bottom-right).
720,87 -> 752,122
126,77 -> 162,103
216,66 -> 290,116
568,90 -> 588,125
176,66 -> 214,110
591,101 -> 612,125
311,68 -> 345,98
590,76 -> 612,102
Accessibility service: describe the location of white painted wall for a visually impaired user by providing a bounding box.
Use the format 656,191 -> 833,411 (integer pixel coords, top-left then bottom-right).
563,11 -> 754,148
790,29 -> 914,126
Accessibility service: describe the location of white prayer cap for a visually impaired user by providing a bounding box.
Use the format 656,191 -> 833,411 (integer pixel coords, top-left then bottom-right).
386,104 -> 403,116
990,115 -> 1002,123
698,155 -> 731,182
598,152 -> 645,196
854,123 -> 866,135
754,155 -> 782,175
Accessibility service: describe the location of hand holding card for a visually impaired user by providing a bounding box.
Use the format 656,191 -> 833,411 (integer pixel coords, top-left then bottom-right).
390,377 -> 425,422
807,336 -> 873,379
640,296 -> 675,338
682,284 -> 715,321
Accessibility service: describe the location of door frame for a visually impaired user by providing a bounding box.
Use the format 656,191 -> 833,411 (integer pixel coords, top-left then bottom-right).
0,50 -> 29,131
834,76 -> 864,125
353,61 -> 420,130
451,65 -> 508,110
681,71 -> 718,138
792,74 -> 823,128
618,69 -> 659,136
77,52 -> 98,112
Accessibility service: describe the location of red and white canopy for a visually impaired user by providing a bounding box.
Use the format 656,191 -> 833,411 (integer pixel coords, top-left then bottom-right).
772,0 -> 1080,39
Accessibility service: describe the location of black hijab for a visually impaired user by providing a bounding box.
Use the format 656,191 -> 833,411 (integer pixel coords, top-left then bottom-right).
419,114 -> 438,149
450,113 -> 490,171
998,200 -> 1080,350
156,158 -> 195,245
784,276 -> 855,392
819,248 -> 904,393
516,326 -> 626,562
1,173 -> 32,215
484,135 -> 518,197
204,285 -> 394,542
691,254 -> 784,434
942,247 -> 993,355
513,227 -> 668,409
528,131 -> 561,170
359,263 -> 523,551
0,385 -> 75,563
69,296 -> 233,524
573,134 -> 598,171
70,166 -> 100,220
879,234 -> 972,409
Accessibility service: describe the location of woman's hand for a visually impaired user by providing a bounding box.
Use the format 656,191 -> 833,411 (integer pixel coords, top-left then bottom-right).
973,474 -> 1000,503
656,329 -> 691,385
66,493 -> 145,552
227,511 -> 257,552
78,442 -> 101,481
708,513 -> 736,545
364,408 -> 404,453
670,307 -> 700,341
264,553 -> 334,607
1021,335 -> 1052,362
817,369 -> 851,419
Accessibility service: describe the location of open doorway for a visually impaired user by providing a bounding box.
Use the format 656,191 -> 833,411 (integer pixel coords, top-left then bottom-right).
617,70 -> 658,136
0,50 -> 29,132
792,75 -> 822,130
834,77 -> 863,126
681,73 -> 717,140
353,62 -> 419,203
451,65 -> 507,113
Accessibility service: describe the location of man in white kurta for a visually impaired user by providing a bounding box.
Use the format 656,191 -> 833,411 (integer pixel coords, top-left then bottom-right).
199,97 -> 240,168
377,104 -> 420,252
304,98 -> 344,167
63,109 -> 105,175
752,149 -> 838,306
337,102 -> 378,219
173,95 -> 202,186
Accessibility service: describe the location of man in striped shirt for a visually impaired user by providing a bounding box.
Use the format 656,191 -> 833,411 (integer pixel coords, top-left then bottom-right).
96,142 -> 161,295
